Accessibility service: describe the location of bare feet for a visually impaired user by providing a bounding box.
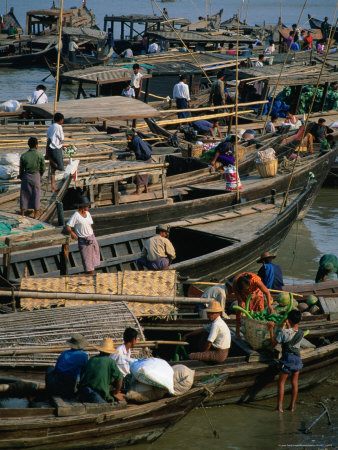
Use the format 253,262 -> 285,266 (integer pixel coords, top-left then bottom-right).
287,406 -> 295,412
275,407 -> 283,413
133,190 -> 141,195
52,188 -> 59,193
143,187 -> 149,193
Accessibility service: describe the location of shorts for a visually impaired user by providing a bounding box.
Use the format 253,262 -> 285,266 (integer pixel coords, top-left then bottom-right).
279,352 -> 303,375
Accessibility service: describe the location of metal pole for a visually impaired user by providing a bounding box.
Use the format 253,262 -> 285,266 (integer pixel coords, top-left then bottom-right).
54,0 -> 64,114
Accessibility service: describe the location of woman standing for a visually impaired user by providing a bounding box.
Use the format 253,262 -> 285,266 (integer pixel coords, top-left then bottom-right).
126,129 -> 152,195
66,196 -> 100,275
233,272 -> 274,339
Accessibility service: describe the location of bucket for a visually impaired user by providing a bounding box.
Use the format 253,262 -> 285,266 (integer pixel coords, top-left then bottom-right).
256,158 -> 278,178
241,315 -> 285,350
224,165 -> 243,191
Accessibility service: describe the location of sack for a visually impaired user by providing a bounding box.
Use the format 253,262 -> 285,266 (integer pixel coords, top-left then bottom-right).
130,358 -> 175,394
126,380 -> 166,403
0,165 -> 17,180
0,100 -> 21,112
173,365 -> 195,395
255,148 -> 276,163
0,153 -> 20,167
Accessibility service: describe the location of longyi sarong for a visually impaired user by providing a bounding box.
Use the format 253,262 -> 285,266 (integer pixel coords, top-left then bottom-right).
20,172 -> 41,210
189,347 -> 228,363
176,98 -> 191,119
135,158 -> 152,188
137,256 -> 169,271
46,143 -> 64,171
78,234 -> 100,272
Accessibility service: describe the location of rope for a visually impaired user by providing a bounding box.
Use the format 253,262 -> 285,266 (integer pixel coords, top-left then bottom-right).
278,156 -> 306,172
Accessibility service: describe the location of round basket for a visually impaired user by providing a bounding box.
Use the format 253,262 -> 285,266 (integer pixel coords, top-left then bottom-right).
236,145 -> 245,162
256,158 -> 278,178
241,315 -> 285,350
182,144 -> 204,158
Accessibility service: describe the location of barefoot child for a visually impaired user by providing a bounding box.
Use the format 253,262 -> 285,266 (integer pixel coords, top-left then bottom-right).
268,310 -> 303,412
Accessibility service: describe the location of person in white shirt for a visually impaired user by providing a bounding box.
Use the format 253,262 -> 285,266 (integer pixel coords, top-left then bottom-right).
110,327 -> 138,391
148,39 -> 159,53
121,83 -> 135,98
30,84 -> 48,104
131,63 -> 143,99
66,196 -> 100,274
266,114 -> 278,133
183,301 -> 231,363
254,54 -> 264,67
264,40 -> 275,65
120,45 -> 133,59
46,112 -> 65,192
68,38 -> 79,62
173,74 -> 191,125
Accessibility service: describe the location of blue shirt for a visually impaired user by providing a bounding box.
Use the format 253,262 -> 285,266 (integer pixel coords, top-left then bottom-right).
128,135 -> 152,161
193,120 -> 212,132
258,262 -> 284,290
54,349 -> 88,382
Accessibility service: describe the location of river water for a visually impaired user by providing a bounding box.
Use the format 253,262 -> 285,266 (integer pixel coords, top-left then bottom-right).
0,1 -> 337,448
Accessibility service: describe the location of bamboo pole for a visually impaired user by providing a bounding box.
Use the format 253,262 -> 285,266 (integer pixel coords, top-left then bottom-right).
244,0 -> 250,24
151,0 -> 212,84
235,9 -> 241,203
154,109 -> 254,127
262,0 -> 309,134
0,341 -> 189,356
159,100 -> 268,114
279,16 -> 338,214
0,290 -> 209,304
54,0 -> 64,114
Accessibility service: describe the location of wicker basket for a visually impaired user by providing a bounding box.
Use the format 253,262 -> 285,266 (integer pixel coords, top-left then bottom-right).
256,158 -> 278,178
182,144 -> 204,158
241,315 -> 285,350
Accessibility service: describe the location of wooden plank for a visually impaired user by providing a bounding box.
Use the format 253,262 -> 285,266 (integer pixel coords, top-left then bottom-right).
52,396 -> 86,417
319,296 -> 338,320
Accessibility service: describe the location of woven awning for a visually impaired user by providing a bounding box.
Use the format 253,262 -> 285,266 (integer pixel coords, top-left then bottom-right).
20,271 -> 177,317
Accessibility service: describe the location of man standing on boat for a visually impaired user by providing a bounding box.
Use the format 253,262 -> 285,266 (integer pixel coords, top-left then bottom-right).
321,17 -> 330,42
137,224 -> 176,271
183,301 -> 231,363
19,137 -> 46,220
66,196 -> 101,275
46,112 -> 65,193
257,251 -> 284,291
173,74 -> 191,126
209,71 -> 226,108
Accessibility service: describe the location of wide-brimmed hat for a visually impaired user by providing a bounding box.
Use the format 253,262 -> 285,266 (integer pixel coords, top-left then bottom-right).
125,128 -> 135,137
74,196 -> 92,208
205,300 -> 223,313
257,251 -> 276,264
66,334 -> 89,350
156,224 -> 169,233
94,337 -> 118,354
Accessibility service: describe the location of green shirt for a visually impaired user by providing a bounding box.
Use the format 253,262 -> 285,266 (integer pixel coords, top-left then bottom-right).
19,148 -> 46,178
79,355 -> 123,402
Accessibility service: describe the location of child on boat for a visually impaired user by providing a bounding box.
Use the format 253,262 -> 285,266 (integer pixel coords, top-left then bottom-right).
268,310 -> 303,413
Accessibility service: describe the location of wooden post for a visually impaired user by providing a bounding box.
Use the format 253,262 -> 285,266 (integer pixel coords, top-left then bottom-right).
121,21 -> 125,40
227,114 -> 233,134
293,85 -> 303,114
161,167 -> 168,201
89,185 -> 95,206
319,82 -> 329,111
60,242 -> 69,276
112,181 -> 120,205
144,71 -> 151,103
3,239 -> 12,281
132,119 -> 137,128
57,80 -> 62,101
54,0 -> 64,114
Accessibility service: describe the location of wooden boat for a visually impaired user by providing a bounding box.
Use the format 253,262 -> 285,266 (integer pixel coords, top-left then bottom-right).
0,37 -> 57,67
182,9 -> 223,31
308,15 -> 338,41
0,181 -> 319,283
0,379 -> 214,449
60,141 -> 337,235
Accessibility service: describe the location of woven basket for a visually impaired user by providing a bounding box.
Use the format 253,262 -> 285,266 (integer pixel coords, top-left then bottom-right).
256,158 -> 278,178
241,315 -> 285,350
182,144 -> 204,158
235,145 -> 245,162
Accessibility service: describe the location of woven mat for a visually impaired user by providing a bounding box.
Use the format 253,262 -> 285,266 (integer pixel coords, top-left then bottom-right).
20,271 -> 177,317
